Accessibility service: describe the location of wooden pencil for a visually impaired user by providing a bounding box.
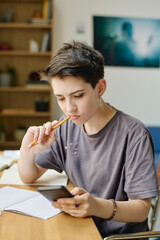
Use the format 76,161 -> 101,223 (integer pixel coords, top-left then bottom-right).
27,116 -> 70,148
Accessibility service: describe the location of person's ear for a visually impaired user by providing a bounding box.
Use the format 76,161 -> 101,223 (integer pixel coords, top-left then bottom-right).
97,79 -> 106,96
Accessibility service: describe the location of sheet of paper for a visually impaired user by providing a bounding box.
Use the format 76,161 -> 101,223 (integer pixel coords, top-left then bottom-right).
6,194 -> 61,219
0,186 -> 38,209
3,150 -> 20,159
0,155 -> 16,162
0,164 -> 68,186
0,186 -> 61,219
0,156 -> 17,171
0,155 -> 17,164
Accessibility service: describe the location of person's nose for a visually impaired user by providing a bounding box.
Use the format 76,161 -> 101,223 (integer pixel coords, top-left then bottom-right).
66,99 -> 77,113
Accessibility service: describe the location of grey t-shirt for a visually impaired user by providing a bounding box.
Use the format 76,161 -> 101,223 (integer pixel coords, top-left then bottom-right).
35,110 -> 159,237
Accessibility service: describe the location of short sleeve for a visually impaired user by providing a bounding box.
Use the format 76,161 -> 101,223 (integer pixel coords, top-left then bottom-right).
35,142 -> 63,173
124,133 -> 159,199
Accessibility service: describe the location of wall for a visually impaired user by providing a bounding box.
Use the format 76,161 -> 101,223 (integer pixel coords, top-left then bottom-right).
53,0 -> 160,125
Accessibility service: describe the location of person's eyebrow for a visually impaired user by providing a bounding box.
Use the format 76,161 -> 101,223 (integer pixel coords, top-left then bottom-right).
55,89 -> 85,97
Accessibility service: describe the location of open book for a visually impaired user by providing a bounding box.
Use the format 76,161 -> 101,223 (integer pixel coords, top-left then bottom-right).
0,156 -> 17,171
0,186 -> 61,219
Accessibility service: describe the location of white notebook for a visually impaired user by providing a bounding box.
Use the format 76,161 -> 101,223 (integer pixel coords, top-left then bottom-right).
0,186 -> 61,219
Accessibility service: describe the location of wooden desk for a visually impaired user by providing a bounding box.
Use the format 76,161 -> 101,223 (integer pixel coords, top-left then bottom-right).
0,174 -> 102,240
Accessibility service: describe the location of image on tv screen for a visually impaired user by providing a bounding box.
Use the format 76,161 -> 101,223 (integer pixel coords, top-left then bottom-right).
93,16 -> 160,68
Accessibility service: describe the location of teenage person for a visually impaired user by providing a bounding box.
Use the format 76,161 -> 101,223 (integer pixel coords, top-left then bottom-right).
18,41 -> 159,238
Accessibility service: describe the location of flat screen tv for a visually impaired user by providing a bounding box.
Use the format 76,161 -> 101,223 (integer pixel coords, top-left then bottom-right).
93,16 -> 160,67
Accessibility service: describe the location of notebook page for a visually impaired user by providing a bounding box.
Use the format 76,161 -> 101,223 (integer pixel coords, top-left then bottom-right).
5,194 -> 61,219
0,186 -> 38,209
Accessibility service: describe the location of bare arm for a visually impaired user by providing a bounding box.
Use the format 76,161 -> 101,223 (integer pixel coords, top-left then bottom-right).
18,143 -> 46,184
18,121 -> 59,183
52,187 -> 151,222
92,196 -> 151,222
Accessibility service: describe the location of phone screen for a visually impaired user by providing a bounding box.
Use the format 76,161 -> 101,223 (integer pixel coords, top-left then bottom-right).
38,186 -> 73,202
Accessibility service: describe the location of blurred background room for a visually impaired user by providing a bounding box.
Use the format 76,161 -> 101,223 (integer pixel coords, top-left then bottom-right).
0,0 -> 160,151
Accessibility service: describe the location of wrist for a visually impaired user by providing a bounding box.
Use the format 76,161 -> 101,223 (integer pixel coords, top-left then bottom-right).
106,199 -> 117,221
92,198 -> 114,219
20,142 -> 38,155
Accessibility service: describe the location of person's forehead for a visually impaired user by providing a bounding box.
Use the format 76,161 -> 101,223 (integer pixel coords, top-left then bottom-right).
51,76 -> 91,95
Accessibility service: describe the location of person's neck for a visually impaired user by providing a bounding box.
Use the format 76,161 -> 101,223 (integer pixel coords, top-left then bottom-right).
84,101 -> 117,135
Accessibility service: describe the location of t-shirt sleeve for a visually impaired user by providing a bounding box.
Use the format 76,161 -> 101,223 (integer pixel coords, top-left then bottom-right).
124,133 -> 159,199
35,141 -> 64,173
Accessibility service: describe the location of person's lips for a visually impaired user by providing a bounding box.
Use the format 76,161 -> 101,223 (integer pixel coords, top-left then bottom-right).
70,115 -> 80,120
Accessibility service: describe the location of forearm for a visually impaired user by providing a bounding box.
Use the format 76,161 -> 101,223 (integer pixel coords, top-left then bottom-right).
18,124 -> 54,183
93,197 -> 151,222
18,145 -> 40,183
52,187 -> 151,221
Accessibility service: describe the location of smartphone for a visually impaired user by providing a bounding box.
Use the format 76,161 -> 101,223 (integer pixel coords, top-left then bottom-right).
37,185 -> 73,202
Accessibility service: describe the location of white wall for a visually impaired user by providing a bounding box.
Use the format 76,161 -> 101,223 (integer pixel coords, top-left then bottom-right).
53,0 -> 160,125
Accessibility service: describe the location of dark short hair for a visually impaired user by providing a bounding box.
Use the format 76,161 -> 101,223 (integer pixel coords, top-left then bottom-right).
40,41 -> 104,88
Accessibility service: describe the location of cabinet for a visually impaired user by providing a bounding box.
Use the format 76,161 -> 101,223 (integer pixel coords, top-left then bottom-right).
0,0 -> 54,150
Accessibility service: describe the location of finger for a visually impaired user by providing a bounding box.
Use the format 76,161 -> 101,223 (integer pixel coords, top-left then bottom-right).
57,196 -> 78,205
52,201 -> 88,218
38,126 -> 46,143
42,120 -> 59,136
56,202 -> 80,212
51,120 -> 60,129
58,204 -> 87,218
43,122 -> 53,135
34,127 -> 40,141
55,196 -> 79,207
70,187 -> 87,196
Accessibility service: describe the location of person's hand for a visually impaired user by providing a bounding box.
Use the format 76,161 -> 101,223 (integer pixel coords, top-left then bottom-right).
21,120 -> 59,152
52,187 -> 97,218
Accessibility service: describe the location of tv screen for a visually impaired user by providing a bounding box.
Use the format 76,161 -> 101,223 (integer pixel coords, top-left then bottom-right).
93,16 -> 160,67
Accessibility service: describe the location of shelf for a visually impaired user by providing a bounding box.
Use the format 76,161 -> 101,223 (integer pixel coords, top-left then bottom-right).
0,109 -> 51,117
0,0 -> 44,3
0,51 -> 52,56
0,0 -> 54,149
0,141 -> 21,149
0,22 -> 52,29
0,86 -> 51,92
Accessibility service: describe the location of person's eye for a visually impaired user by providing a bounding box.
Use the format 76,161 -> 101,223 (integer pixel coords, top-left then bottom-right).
74,93 -> 84,98
57,97 -> 65,102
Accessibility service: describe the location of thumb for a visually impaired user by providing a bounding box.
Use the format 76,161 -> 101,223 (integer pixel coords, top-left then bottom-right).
70,187 -> 87,196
